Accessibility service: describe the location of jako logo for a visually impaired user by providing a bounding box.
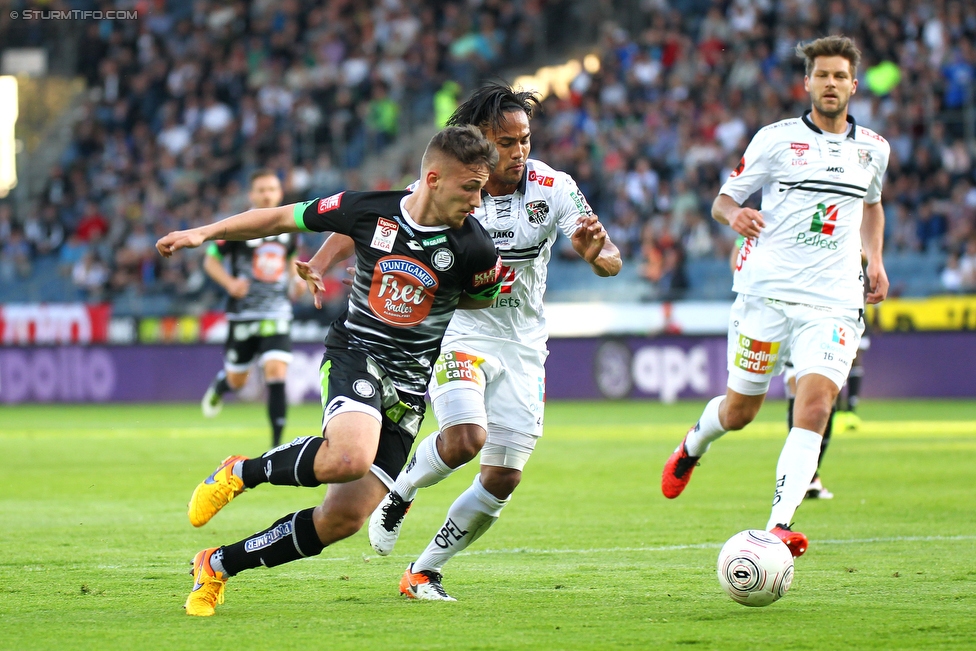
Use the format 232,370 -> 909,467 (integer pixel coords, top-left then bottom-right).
826,166 -> 844,173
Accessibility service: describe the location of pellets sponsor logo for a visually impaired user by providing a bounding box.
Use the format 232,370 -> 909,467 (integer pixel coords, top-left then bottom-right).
368,256 -> 438,327
795,199 -> 850,247
317,192 -> 344,213
734,335 -> 780,374
244,520 -> 294,552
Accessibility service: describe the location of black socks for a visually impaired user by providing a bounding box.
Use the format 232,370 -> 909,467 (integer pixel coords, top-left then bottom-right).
219,508 -> 325,576
240,436 -> 324,489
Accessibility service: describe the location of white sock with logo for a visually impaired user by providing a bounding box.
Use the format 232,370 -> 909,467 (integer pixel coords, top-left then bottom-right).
412,474 -> 508,573
394,432 -> 453,502
684,396 -> 727,457
766,427 -> 822,530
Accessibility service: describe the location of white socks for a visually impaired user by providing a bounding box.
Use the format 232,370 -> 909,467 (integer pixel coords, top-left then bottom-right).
394,432 -> 454,502
413,474 -> 509,573
766,427 -> 822,530
684,396 -> 726,457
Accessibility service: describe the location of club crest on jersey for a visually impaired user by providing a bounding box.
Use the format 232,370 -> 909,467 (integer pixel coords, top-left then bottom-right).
431,248 -> 454,271
318,192 -> 344,213
526,200 -> 549,225
370,217 -> 399,253
352,379 -> 375,398
369,256 -> 438,327
858,149 -> 873,169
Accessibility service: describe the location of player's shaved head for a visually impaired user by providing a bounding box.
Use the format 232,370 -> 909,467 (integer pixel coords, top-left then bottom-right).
421,125 -> 499,174
447,81 -> 541,135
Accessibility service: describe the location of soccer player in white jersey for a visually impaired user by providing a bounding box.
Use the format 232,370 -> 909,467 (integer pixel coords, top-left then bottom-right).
661,36 -> 889,558
303,82 -> 621,600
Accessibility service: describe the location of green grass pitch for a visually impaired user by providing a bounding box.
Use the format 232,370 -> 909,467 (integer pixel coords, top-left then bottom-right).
1,399 -> 974,650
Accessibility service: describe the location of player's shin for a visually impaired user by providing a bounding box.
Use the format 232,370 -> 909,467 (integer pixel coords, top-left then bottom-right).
685,396 -> 727,456
239,436 -> 324,488
766,427 -> 821,530
412,474 -> 508,573
393,432 -> 454,501
218,508 -> 325,576
267,381 -> 287,447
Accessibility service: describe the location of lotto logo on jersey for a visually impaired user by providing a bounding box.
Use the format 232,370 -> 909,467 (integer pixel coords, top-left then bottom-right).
368,256 -> 438,327
370,217 -> 399,253
734,335 -> 780,375
433,351 -> 485,386
317,192 -> 344,213
527,171 -> 554,186
832,325 -> 846,346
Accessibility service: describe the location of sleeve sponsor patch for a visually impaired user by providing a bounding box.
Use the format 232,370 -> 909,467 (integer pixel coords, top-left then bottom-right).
472,256 -> 502,287
731,157 -> 745,178
318,192 -> 345,213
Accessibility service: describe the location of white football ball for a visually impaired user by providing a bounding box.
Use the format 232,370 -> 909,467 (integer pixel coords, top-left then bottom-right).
717,529 -> 795,607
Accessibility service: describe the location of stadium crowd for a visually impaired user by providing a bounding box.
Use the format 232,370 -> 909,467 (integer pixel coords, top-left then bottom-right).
2,0 -> 976,305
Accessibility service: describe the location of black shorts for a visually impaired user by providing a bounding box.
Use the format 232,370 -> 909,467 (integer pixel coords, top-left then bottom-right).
224,319 -> 292,371
318,347 -> 425,488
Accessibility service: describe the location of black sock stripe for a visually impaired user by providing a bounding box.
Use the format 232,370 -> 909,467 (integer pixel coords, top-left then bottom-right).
295,438 -> 315,486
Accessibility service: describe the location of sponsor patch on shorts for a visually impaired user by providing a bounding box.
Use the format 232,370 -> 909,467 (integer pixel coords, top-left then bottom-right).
734,334 -> 780,374
433,351 -> 485,386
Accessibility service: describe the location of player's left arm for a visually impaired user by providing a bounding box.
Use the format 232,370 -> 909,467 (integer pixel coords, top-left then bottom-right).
860,201 -> 888,304
571,214 -> 621,277
458,253 -> 503,310
861,140 -> 890,305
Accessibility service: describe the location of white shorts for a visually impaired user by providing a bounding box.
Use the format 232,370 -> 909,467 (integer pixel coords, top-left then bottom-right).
727,294 -> 863,395
428,337 -> 547,471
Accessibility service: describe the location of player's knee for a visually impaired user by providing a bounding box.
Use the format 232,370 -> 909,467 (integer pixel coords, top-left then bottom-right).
226,372 -> 248,390
442,425 -> 486,464
313,447 -> 372,484
481,468 -> 521,500
722,408 -> 756,431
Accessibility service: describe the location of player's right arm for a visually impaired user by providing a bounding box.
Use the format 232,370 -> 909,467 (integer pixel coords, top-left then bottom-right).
156,205 -> 297,257
712,128 -> 772,238
203,244 -> 249,299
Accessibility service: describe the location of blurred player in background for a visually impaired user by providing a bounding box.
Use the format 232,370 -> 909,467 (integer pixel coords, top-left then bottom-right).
156,126 -> 503,616
304,82 -> 621,600
200,169 -> 303,447
663,36 -> 889,557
